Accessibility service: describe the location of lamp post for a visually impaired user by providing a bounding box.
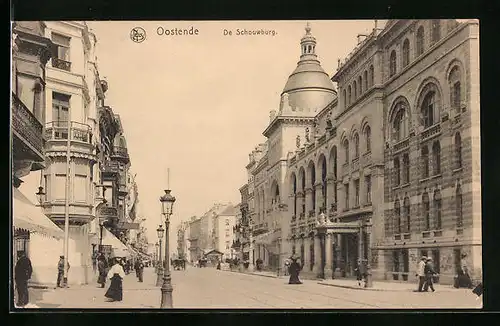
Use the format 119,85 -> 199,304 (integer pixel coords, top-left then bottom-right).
155,242 -> 159,273
159,189 -> 176,309
156,224 -> 164,287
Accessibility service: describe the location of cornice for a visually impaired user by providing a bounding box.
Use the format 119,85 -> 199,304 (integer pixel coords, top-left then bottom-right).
263,116 -> 316,138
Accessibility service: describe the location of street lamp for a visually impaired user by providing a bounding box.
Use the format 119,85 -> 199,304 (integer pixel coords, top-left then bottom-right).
155,242 -> 159,273
156,224 -> 164,287
159,189 -> 176,309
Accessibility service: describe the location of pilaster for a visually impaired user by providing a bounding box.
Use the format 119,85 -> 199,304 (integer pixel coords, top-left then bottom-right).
313,234 -> 322,277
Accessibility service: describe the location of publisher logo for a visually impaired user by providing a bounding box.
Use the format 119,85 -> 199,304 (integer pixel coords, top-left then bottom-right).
130,27 -> 146,43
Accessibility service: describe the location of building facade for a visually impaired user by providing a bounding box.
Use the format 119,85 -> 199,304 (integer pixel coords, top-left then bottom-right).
243,20 -> 481,285
188,216 -> 202,262
213,205 -> 239,259
176,220 -> 190,260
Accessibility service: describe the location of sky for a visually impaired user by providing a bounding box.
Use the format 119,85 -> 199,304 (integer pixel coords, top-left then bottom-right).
20,20 -> 380,250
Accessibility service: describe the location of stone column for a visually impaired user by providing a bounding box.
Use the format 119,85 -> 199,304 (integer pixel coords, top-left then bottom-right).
313,233 -> 322,277
314,182 -> 323,216
305,187 -> 313,216
302,237 -> 310,269
326,176 -> 336,213
324,233 -> 333,279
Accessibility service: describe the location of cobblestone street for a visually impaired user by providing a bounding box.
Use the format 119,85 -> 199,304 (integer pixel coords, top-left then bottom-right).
26,266 -> 481,309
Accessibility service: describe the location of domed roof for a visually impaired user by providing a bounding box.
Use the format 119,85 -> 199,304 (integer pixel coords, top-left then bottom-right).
280,23 -> 335,113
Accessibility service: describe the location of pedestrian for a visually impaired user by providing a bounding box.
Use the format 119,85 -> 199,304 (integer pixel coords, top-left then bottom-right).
284,259 -> 291,276
105,257 -> 125,302
416,256 -> 427,292
288,254 -> 303,284
56,255 -> 69,288
423,257 -> 437,292
459,253 -> 473,288
355,260 -> 366,287
97,254 -> 107,288
137,259 -> 144,282
14,251 -> 33,307
134,259 -> 140,278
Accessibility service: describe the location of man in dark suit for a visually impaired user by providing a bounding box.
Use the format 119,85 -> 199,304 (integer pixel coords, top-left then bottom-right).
14,251 -> 33,307
423,257 -> 437,292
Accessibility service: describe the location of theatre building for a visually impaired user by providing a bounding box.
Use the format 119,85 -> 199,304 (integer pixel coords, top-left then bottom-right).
282,19 -> 480,285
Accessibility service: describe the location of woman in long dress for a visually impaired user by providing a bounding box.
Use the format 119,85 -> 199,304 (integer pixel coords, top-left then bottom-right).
288,255 -> 303,284
105,257 -> 125,302
97,255 -> 107,288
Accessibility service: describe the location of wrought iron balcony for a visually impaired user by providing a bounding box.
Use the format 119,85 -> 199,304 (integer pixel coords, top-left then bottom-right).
45,121 -> 92,144
52,57 -> 71,71
112,146 -> 129,161
12,93 -> 44,157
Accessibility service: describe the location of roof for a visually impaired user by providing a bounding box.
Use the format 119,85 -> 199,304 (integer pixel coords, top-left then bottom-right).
219,205 -> 240,216
13,187 -> 64,239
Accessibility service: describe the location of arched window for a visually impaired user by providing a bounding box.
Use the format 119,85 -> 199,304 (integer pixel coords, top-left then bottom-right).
449,66 -> 462,113
389,50 -> 397,77
292,174 -> 297,217
416,26 -> 425,56
421,90 -> 437,128
434,190 -> 442,229
348,85 -> 352,105
403,153 -> 410,184
392,103 -> 409,141
421,145 -> 429,179
422,192 -> 430,230
432,141 -> 441,175
309,162 -> 316,212
455,132 -> 462,169
321,157 -> 327,212
431,20 -> 441,43
343,139 -> 349,163
402,39 -> 410,67
404,196 -> 410,232
369,65 -> 374,86
364,126 -> 371,152
394,199 -> 401,234
353,133 -> 360,159
364,70 -> 368,90
353,81 -> 357,99
301,170 -> 306,215
394,158 -> 400,186
358,76 -> 363,94
456,184 -> 463,228
343,89 -> 347,109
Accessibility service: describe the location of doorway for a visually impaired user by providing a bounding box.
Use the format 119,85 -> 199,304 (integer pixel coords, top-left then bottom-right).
341,233 -> 359,277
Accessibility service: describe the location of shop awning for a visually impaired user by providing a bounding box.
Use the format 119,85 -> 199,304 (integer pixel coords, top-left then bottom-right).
102,228 -> 129,258
13,187 -> 64,239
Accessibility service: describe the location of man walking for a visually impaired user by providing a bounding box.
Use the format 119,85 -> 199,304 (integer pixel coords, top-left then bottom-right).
423,257 -> 437,292
57,255 -> 70,288
137,259 -> 144,282
14,251 -> 33,307
416,256 -> 427,292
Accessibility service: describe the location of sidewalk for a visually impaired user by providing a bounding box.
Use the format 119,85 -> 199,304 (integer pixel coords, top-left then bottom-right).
318,278 -> 472,293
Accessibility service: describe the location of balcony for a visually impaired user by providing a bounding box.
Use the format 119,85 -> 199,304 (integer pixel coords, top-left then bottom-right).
11,93 -> 44,159
112,146 -> 130,163
52,57 -> 71,71
351,157 -> 360,171
420,124 -> 441,142
45,121 -> 92,144
103,160 -> 120,174
393,138 -> 409,153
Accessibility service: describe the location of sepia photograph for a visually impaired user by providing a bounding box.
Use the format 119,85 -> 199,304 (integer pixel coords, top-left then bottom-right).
10,19 -> 482,310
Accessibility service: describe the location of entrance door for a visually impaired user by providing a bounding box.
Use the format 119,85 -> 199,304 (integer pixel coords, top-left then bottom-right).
342,234 -> 359,277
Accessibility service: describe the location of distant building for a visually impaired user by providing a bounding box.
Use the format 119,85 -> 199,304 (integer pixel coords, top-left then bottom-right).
213,205 -> 239,259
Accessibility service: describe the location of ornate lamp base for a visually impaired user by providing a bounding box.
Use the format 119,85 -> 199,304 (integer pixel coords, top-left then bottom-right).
156,267 -> 164,287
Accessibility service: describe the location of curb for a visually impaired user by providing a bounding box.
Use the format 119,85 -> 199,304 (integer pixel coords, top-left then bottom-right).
317,282 -> 464,293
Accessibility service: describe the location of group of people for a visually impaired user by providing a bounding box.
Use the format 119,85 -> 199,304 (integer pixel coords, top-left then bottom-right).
416,256 -> 439,292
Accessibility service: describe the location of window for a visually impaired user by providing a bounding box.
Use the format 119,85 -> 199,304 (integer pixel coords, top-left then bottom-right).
51,32 -> 71,71
432,249 -> 440,274
392,103 -> 409,141
345,184 -> 350,209
225,231 -> 230,237
348,85 -> 352,105
422,192 -> 430,231
364,126 -> 371,152
52,92 -> 70,139
74,174 -> 87,203
225,219 -> 230,226
358,76 -> 363,94
454,132 -> 462,169
392,250 -> 400,272
389,50 -> 397,77
416,26 -> 425,56
365,176 -> 371,204
343,139 -> 349,163
364,70 -> 368,90
402,39 -> 410,67
226,241 -> 230,250
404,196 -> 410,232
300,244 -> 305,262
353,133 -> 360,158
421,146 -> 429,178
354,179 -> 360,207
16,75 -> 36,113
394,158 -> 401,186
456,185 -> 463,228
402,153 -> 410,184
343,89 -> 347,108
54,174 -> 67,200
310,243 -> 314,271
449,66 -> 462,113
421,90 -> 437,128
353,81 -> 357,99
432,141 -> 441,175
431,20 -> 441,43
394,199 -> 401,234
369,65 -> 374,86
434,190 -> 442,229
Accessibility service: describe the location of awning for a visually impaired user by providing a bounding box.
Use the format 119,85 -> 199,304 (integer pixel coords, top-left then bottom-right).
102,228 -> 129,258
13,187 -> 64,239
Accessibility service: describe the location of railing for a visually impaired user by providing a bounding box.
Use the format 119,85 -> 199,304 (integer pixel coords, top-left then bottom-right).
113,146 -> 129,159
12,93 -> 44,155
103,160 -> 120,173
45,121 -> 92,143
351,157 -> 360,171
393,138 -> 409,152
52,57 -> 71,71
362,151 -> 372,166
290,156 -> 297,165
318,134 -> 327,146
420,124 -> 441,141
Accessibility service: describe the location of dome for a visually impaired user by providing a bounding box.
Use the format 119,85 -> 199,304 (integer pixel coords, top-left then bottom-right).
280,24 -> 335,113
